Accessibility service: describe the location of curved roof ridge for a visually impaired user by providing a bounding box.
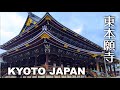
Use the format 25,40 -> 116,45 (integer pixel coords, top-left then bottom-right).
40,12 -> 103,50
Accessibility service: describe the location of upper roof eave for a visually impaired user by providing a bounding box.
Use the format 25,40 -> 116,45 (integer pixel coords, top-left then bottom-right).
0,12 -> 41,50
42,12 -> 103,50
1,12 -> 103,51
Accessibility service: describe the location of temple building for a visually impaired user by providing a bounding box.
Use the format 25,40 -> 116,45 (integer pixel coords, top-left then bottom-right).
0,12 -> 119,78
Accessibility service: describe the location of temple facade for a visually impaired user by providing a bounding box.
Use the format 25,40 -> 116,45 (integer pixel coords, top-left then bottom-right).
0,12 -> 119,78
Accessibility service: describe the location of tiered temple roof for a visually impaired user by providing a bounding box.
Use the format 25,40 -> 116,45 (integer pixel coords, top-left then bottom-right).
0,12 -> 119,63
0,12 -> 103,53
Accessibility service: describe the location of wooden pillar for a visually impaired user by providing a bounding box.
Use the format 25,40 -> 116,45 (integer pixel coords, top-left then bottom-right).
102,64 -> 105,72
106,64 -> 109,73
100,66 -> 103,72
107,65 -> 110,73
96,58 -> 100,72
99,64 -> 101,72
109,64 -> 113,75
113,64 -> 116,76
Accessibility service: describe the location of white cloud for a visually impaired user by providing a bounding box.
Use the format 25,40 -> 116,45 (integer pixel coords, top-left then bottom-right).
67,14 -> 84,34
0,49 -> 6,55
73,25 -> 83,34
0,12 -> 26,45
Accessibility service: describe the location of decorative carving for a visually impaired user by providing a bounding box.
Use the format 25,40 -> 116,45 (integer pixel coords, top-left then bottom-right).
44,44 -> 50,53
19,54 -> 23,57
66,51 -> 70,55
58,49 -> 63,53
34,49 -> 39,53
73,53 -> 77,56
26,52 -> 30,56
42,25 -> 47,31
26,18 -> 32,26
45,16 -> 51,21
40,33 -> 50,39
47,20 -> 49,25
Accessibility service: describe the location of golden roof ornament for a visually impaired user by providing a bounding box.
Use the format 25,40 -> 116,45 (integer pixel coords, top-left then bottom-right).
40,33 -> 50,39
25,43 -> 30,47
64,43 -> 68,48
77,49 -> 80,52
100,54 -> 104,56
26,18 -> 32,26
45,15 -> 51,21
35,24 -> 39,28
33,21 -> 37,25
74,33 -> 78,37
62,27 -> 67,31
91,54 -> 98,58
22,29 -> 25,33
27,30 -> 30,33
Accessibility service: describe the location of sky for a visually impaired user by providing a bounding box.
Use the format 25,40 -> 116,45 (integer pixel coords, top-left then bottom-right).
0,12 -> 120,60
